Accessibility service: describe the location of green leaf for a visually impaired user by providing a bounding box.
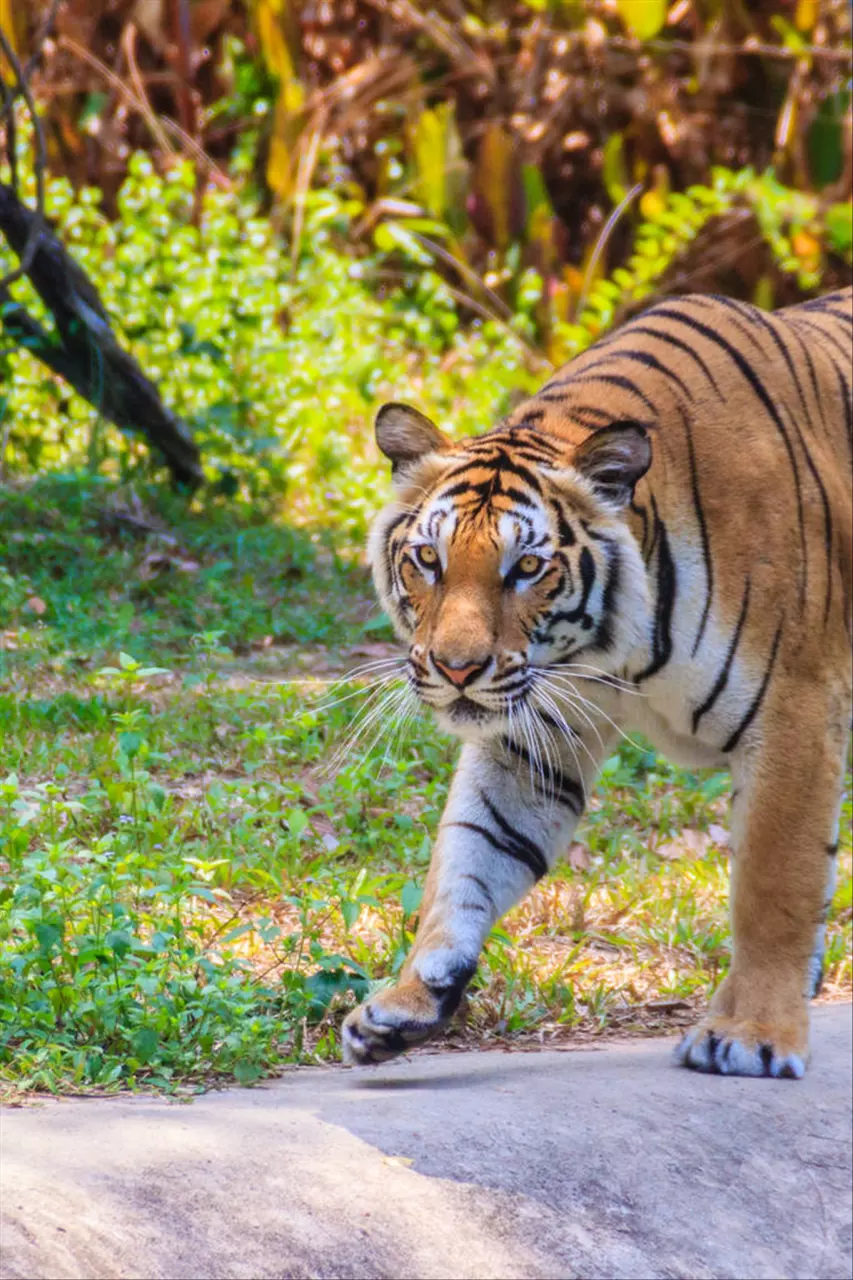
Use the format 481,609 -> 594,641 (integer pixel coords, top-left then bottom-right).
131,1027 -> 159,1064
340,899 -> 360,930
118,652 -> 138,671
373,221 -> 434,266
233,1059 -> 262,1084
602,134 -> 628,205
118,732 -> 143,759
286,808 -> 310,837
617,0 -> 666,40
401,880 -> 423,917
105,929 -> 132,959
808,91 -> 851,190
361,612 -> 394,636
825,203 -> 853,256
34,922 -> 61,954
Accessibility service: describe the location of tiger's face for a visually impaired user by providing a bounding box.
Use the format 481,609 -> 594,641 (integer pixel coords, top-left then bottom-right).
369,403 -> 652,742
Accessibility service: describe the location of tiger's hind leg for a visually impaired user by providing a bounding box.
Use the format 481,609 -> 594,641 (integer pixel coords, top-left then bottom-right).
807,801 -> 842,999
676,677 -> 849,1079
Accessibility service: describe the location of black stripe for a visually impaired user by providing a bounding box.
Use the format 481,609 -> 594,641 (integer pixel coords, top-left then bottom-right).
791,317 -> 851,366
680,406 -> 713,657
479,790 -> 549,880
385,510 -> 415,541
787,411 -> 834,625
543,545 -> 596,630
460,872 -> 498,911
551,501 -> 576,546
633,518 -> 676,683
571,349 -> 695,404
721,619 -> 784,753
692,578 -> 751,734
825,358 -> 853,455
648,305 -> 807,580
508,408 -> 545,428
572,373 -> 659,417
537,373 -> 655,417
446,819 -> 546,882
501,485 -> 538,508
731,302 -> 816,433
786,321 -> 826,435
624,324 -> 725,401
489,676 -> 531,696
630,499 -> 650,558
827,842 -> 839,857
496,455 -> 545,494
595,541 -> 621,653
500,736 -> 584,815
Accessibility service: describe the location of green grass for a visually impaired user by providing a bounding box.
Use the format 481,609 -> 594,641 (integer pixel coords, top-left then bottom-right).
1,476 -> 850,1096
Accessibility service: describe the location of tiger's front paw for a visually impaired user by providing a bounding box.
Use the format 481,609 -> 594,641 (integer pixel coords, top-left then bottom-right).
341,962 -> 475,1065
675,1013 -> 809,1079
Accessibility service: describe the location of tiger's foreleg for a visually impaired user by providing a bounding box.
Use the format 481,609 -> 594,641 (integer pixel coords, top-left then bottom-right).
342,736 -> 604,1065
677,678 -> 850,1078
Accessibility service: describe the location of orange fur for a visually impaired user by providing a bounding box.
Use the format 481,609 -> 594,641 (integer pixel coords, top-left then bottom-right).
343,289 -> 852,1075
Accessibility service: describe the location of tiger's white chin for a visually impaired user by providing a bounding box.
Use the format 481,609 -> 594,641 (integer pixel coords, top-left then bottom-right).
428,697 -> 510,744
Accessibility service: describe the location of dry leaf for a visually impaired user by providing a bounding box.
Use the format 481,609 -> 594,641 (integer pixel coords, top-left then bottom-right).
382,1155 -> 414,1169
25,596 -> 47,616
657,829 -> 710,860
567,841 -> 591,871
708,823 -> 730,847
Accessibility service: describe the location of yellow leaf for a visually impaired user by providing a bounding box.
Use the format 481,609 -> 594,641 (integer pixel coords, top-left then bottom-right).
253,0 -> 305,199
639,190 -> 666,221
267,100 -> 293,199
794,0 -> 817,33
616,0 -> 667,41
0,0 -> 22,83
382,1155 -> 414,1168
410,103 -> 463,222
475,124 -> 514,250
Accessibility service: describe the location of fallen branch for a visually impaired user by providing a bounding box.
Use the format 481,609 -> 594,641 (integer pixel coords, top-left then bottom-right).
0,10 -> 203,489
0,185 -> 203,487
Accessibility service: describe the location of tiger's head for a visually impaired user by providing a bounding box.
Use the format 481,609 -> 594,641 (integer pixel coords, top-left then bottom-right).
369,402 -> 652,742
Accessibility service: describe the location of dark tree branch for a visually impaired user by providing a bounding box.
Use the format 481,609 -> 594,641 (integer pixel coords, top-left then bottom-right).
0,6 -> 203,488
0,186 -> 204,487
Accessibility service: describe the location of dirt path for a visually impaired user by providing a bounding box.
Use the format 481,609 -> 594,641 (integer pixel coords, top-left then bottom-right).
1,1004 -> 850,1280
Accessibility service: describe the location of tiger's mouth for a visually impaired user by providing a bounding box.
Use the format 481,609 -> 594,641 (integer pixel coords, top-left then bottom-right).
418,684 -> 529,740
446,695 -> 495,724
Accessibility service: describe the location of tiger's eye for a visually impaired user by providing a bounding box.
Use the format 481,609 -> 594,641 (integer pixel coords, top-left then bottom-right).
518,554 -> 542,576
415,544 -> 439,569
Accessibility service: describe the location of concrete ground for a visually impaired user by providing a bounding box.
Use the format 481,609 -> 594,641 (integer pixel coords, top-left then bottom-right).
1,1004 -> 850,1280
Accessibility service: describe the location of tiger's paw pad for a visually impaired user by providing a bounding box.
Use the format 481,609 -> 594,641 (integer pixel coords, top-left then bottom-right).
675,1022 -> 807,1079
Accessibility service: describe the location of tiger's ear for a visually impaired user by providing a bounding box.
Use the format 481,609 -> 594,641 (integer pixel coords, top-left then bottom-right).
572,422 -> 651,508
375,403 -> 449,473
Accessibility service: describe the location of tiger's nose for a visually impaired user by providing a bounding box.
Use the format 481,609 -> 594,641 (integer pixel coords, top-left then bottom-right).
430,653 -> 490,688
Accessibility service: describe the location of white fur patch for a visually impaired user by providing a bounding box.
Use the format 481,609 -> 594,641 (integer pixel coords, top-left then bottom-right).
675,1028 -> 806,1079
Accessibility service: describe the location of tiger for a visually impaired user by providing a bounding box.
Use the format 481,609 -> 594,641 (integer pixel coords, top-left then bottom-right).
342,287 -> 853,1078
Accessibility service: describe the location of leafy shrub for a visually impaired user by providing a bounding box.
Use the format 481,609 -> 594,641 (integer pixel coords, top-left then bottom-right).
0,151 -> 536,533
